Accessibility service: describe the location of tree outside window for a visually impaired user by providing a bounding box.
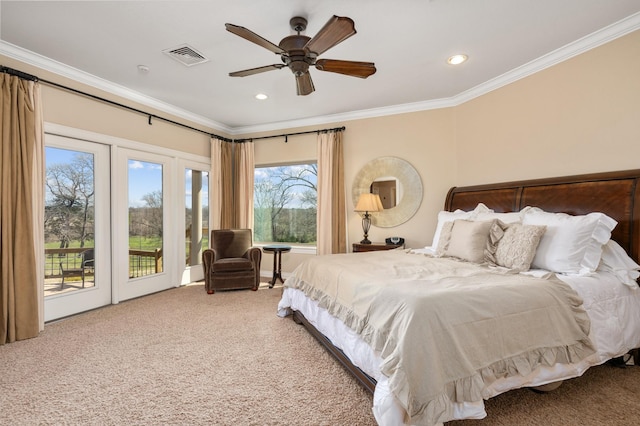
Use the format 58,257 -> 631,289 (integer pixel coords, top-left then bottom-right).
254,164 -> 317,245
45,150 -> 95,249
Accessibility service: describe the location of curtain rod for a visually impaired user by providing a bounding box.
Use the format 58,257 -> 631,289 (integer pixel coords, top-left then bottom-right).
1,65 -> 345,143
1,65 -> 39,82
234,126 -> 346,143
1,64 -> 233,142
40,78 -> 235,142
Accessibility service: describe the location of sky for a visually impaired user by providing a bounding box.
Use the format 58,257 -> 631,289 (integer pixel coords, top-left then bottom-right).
128,159 -> 163,207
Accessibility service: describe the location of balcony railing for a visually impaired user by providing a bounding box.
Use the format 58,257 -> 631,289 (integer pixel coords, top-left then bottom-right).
128,248 -> 162,278
45,247 -> 163,279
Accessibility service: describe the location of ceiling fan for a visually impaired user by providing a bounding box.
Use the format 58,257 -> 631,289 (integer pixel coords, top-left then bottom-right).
225,15 -> 376,96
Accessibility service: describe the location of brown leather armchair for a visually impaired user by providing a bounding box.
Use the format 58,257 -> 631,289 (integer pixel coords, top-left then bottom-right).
202,229 -> 262,294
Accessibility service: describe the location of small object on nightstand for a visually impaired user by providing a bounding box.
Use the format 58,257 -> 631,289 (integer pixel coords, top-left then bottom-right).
353,242 -> 403,253
385,237 -> 404,245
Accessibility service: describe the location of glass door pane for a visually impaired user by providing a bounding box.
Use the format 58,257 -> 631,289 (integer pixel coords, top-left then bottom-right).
117,148 -> 175,302
128,160 -> 163,278
44,136 -> 111,322
45,147 -> 96,294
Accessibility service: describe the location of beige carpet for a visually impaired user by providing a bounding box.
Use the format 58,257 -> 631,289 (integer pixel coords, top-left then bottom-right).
1,283 -> 639,425
449,362 -> 640,426
1,283 -> 376,425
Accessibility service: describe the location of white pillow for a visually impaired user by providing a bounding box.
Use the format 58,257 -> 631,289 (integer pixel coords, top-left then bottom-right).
598,240 -> 640,288
430,203 -> 493,248
474,211 -> 523,224
521,207 -> 617,274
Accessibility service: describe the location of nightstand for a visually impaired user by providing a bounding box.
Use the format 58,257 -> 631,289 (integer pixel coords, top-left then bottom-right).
263,245 -> 292,288
352,242 -> 403,253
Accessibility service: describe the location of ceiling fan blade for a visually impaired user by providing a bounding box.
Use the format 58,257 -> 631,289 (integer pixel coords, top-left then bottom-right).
315,59 -> 377,78
229,64 -> 286,77
225,23 -> 286,54
296,72 -> 315,96
304,15 -> 356,56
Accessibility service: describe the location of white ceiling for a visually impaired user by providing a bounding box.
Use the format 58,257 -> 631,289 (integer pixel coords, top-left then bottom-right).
1,1 -> 639,135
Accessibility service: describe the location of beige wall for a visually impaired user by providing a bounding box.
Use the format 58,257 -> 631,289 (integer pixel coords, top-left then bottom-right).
454,29 -> 640,186
253,131 -> 317,165
41,85 -> 213,156
3,29 -> 638,276
342,109 -> 456,250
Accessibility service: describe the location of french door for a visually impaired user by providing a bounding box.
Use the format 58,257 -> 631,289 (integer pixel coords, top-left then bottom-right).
44,126 -> 199,320
114,148 -> 177,301
44,135 -> 112,321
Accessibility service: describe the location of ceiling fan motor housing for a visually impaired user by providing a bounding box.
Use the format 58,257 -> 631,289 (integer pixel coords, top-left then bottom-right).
279,35 -> 314,76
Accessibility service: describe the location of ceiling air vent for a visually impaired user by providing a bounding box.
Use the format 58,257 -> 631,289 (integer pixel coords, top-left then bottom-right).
162,44 -> 209,67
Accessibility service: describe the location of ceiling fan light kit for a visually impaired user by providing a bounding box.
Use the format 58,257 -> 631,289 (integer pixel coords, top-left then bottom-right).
226,15 -> 376,96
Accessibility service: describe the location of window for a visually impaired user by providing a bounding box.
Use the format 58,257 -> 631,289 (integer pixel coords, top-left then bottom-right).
44,147 -> 95,294
254,163 -> 317,245
128,160 -> 163,278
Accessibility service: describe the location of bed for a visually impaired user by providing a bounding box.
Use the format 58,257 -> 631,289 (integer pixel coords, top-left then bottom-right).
277,169 -> 640,426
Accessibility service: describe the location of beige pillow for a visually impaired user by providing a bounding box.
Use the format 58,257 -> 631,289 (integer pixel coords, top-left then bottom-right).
493,223 -> 546,271
442,219 -> 497,263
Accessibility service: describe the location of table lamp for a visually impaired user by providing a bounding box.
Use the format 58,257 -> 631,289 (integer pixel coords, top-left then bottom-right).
354,193 -> 383,244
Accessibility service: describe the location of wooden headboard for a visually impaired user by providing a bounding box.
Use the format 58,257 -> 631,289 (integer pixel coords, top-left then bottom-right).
445,169 -> 640,266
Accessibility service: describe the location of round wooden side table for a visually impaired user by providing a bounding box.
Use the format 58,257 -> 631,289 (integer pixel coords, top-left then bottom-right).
262,245 -> 292,288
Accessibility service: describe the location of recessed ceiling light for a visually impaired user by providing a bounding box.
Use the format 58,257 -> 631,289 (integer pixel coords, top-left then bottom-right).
255,93 -> 268,100
447,54 -> 468,65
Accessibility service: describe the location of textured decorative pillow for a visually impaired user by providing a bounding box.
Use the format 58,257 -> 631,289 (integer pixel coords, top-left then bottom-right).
442,219 -> 497,263
521,207 -> 617,274
493,223 -> 547,271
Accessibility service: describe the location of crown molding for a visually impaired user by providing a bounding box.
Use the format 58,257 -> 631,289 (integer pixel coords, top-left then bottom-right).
451,11 -> 640,106
2,11 -> 638,136
232,97 -> 456,135
0,40 -> 234,134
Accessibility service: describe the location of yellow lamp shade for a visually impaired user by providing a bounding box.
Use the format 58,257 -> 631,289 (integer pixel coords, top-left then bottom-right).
354,193 -> 383,213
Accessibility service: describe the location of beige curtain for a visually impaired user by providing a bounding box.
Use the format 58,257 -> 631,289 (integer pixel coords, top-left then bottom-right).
234,142 -> 255,230
317,131 -> 347,255
33,81 -> 45,333
210,138 -> 234,231
0,73 -> 44,344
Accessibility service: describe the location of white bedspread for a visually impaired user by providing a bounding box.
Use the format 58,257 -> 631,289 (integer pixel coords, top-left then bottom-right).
277,250 -> 640,425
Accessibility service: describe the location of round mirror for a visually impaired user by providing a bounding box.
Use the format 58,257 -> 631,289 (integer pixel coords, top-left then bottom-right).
352,157 -> 423,228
